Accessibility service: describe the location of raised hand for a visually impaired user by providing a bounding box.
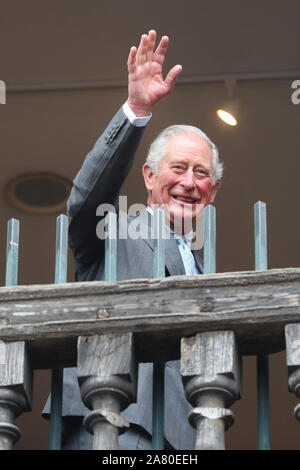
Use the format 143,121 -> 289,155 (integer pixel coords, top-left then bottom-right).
127,30 -> 182,116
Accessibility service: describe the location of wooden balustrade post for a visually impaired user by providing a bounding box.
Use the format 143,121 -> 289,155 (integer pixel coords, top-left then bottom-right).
285,324 -> 300,422
0,341 -> 32,450
77,333 -> 137,450
181,330 -> 242,450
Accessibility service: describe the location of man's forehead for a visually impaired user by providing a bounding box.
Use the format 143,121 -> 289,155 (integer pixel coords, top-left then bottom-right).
164,132 -> 214,162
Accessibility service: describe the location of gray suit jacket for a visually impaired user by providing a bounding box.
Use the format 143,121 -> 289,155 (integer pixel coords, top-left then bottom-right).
44,106 -> 203,449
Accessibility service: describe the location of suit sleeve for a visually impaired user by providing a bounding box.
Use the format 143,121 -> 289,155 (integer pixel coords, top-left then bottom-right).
67,106 -> 146,273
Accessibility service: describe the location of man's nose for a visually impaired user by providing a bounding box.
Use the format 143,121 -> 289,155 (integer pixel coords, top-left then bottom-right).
181,169 -> 195,190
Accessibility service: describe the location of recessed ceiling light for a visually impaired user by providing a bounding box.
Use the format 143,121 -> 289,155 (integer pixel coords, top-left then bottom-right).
4,173 -> 72,215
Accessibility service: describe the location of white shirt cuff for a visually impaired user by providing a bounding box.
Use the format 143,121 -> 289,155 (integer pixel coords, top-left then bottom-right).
123,101 -> 152,127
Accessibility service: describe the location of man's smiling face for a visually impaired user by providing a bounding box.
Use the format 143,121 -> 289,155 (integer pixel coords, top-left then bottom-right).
143,133 -> 221,232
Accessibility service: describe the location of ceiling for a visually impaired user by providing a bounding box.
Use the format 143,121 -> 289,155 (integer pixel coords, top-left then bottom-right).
0,0 -> 300,450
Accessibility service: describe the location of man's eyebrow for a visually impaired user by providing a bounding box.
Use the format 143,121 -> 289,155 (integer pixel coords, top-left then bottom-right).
169,157 -> 211,171
168,158 -> 186,166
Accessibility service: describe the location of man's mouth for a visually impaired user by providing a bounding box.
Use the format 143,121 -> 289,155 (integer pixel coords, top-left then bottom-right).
172,195 -> 199,204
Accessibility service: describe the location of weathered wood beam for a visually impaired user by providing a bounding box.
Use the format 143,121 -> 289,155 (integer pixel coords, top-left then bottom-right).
0,268 -> 299,368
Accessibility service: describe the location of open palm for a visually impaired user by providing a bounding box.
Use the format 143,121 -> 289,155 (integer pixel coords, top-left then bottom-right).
127,31 -> 182,116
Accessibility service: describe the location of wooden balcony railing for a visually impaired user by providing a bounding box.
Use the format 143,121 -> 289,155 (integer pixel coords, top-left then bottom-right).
0,267 -> 300,450
0,204 -> 299,450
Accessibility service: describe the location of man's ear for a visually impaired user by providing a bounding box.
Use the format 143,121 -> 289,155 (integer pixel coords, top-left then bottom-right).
142,163 -> 155,191
209,179 -> 222,204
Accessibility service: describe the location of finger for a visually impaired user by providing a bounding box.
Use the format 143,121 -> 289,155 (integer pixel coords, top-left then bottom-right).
136,34 -> 148,66
147,29 -> 156,63
127,46 -> 137,73
164,64 -> 182,90
153,35 -> 169,66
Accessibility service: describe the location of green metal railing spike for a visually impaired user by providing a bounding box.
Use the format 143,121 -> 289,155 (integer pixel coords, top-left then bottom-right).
55,215 -> 69,284
105,212 -> 117,282
254,201 -> 270,450
204,205 -> 216,274
255,201 -> 268,271
49,214 -> 68,451
153,209 -> 165,279
152,361 -> 165,450
5,218 -> 20,287
152,209 -> 165,450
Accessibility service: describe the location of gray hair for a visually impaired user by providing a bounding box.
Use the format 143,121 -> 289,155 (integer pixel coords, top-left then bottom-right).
146,125 -> 223,184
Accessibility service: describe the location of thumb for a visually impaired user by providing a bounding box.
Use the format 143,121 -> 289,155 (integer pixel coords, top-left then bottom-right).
164,64 -> 182,90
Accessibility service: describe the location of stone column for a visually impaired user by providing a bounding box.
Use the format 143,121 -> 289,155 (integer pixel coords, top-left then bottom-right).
0,341 -> 33,450
77,333 -> 137,450
285,324 -> 300,422
181,330 -> 242,450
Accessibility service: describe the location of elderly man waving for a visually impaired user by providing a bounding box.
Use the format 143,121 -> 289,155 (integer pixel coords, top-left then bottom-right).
43,30 -> 223,450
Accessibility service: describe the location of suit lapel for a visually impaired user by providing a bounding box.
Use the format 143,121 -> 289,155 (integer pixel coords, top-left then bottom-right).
164,237 -> 186,276
192,249 -> 204,274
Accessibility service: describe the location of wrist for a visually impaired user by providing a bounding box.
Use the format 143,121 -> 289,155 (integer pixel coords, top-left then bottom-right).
127,98 -> 152,117
123,101 -> 152,127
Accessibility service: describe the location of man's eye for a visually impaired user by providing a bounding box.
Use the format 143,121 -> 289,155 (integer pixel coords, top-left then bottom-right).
173,165 -> 184,171
195,169 -> 207,176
